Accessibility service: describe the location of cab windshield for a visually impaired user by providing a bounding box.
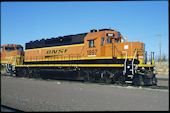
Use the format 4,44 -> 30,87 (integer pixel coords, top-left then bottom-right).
16,47 -> 23,51
5,47 -> 15,52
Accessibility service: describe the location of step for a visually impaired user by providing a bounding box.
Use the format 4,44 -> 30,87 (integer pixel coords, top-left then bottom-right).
125,81 -> 132,83
129,69 -> 134,71
126,77 -> 133,81
128,75 -> 133,78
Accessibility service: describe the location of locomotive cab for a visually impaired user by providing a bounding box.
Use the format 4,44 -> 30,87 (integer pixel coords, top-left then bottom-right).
2,45 -> 23,54
83,29 -> 156,86
1,44 -> 24,75
84,29 -> 132,59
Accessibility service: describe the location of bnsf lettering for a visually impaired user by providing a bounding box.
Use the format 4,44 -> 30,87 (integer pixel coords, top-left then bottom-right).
46,49 -> 68,54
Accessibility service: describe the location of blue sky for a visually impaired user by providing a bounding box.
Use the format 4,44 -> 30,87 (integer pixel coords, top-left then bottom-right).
1,1 -> 169,58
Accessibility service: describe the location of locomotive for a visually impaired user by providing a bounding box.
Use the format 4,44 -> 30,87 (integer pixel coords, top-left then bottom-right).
0,29 -> 157,86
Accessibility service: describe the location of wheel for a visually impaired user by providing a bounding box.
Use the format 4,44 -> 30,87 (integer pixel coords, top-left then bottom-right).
152,74 -> 157,86
83,71 -> 90,82
33,70 -> 40,78
103,73 -> 112,84
118,75 -> 126,84
16,68 -> 24,77
104,77 -> 112,84
23,69 -> 29,78
143,76 -> 153,86
144,78 -> 152,86
132,75 -> 144,86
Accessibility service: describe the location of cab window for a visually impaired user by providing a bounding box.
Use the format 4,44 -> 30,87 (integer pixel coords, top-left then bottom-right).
5,47 -> 15,52
118,32 -> 120,38
89,40 -> 92,48
88,40 -> 95,48
107,38 -> 112,43
115,38 -> 119,43
101,38 -> 105,46
16,47 -> 23,51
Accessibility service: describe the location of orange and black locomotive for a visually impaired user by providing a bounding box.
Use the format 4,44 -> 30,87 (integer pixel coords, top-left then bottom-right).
1,29 -> 157,86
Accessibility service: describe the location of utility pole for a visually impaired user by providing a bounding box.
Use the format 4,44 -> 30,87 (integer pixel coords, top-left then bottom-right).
158,34 -> 161,65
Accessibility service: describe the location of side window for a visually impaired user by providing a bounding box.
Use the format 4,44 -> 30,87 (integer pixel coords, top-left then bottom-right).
16,47 -> 23,51
89,40 -> 92,48
101,38 -> 105,46
92,40 -> 95,47
110,39 -> 112,43
115,39 -> 119,43
107,38 -> 112,43
118,32 -> 120,38
107,38 -> 109,43
88,40 -> 95,48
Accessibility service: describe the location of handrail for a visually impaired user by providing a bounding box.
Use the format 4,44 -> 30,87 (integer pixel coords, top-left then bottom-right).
6,56 -> 13,73
12,57 -> 17,65
7,56 -> 12,64
132,51 -> 137,75
150,52 -> 152,65
143,51 -> 146,64
121,51 -> 127,75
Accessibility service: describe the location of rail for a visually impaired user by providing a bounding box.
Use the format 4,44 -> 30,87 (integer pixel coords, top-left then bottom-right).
121,51 -> 127,75
7,56 -> 12,64
132,50 -> 137,75
6,56 -> 13,73
150,52 -> 154,65
143,51 -> 155,65
143,51 -> 147,64
12,57 -> 17,65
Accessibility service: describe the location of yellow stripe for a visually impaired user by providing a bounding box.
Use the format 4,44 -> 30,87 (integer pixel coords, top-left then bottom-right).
24,56 -> 140,62
5,55 -> 22,59
81,56 -> 112,60
137,64 -> 155,67
16,64 -> 124,67
117,56 -> 138,59
25,44 -> 84,51
0,61 -> 8,63
16,64 -> 155,68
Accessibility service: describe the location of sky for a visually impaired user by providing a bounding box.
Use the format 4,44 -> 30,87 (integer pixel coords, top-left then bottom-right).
1,1 -> 169,59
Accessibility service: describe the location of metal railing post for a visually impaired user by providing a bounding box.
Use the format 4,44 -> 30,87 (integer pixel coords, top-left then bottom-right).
132,51 -> 137,75
121,51 -> 127,75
